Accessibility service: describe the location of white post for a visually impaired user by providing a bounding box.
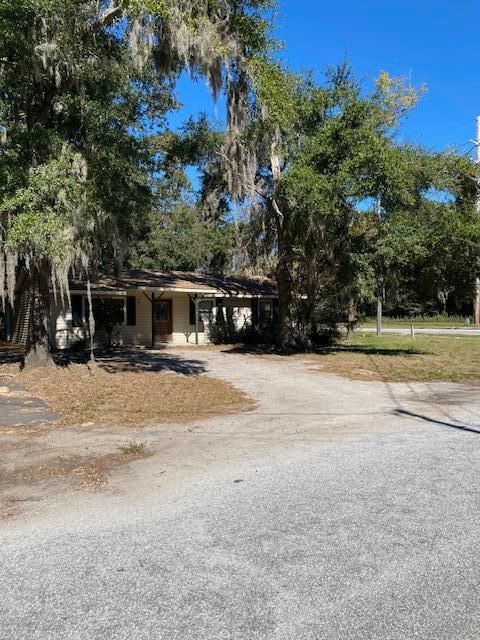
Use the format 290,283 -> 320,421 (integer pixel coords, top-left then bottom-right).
376,295 -> 382,337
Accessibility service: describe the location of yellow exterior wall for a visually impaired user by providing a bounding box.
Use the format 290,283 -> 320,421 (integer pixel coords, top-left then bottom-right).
169,294 -> 253,344
170,292 -> 200,344
121,292 -> 151,345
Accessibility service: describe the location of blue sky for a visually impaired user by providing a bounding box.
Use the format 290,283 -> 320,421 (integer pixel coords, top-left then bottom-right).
170,0 -> 480,156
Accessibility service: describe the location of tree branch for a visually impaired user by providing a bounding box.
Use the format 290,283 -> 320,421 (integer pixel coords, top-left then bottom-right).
90,4 -> 124,34
271,196 -> 284,225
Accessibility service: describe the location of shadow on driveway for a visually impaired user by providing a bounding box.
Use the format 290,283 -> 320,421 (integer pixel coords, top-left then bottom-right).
49,348 -> 207,375
0,342 -> 207,376
394,408 -> 480,436
96,349 -> 206,375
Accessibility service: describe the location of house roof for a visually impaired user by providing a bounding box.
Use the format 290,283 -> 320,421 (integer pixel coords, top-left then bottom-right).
70,269 -> 277,298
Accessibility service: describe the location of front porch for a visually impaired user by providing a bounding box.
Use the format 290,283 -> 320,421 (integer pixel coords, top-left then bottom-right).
11,268 -> 277,350
50,291 -> 256,349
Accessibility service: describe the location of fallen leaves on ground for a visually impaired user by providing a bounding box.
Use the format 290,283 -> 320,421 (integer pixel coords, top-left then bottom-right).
0,450 -> 149,515
1,361 -> 252,428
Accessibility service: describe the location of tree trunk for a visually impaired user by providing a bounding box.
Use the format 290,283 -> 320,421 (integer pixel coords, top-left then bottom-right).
276,247 -> 293,351
271,194 -> 293,351
24,261 -> 54,368
345,296 -> 356,344
269,132 -> 294,351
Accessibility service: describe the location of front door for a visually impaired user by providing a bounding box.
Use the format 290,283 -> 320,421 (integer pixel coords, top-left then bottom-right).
154,299 -> 173,343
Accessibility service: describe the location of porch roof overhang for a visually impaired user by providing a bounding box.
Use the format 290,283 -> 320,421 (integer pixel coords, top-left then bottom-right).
125,287 -> 267,298
66,287 -> 270,298
64,289 -> 128,296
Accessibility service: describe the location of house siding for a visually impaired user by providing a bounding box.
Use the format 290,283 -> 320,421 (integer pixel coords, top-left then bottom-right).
121,293 -> 151,345
50,297 -> 87,349
50,292 -> 151,349
49,291 -> 256,349
169,294 -> 252,345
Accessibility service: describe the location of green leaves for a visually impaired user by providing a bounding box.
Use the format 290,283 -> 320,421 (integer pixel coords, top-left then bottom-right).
2,147 -> 89,260
373,71 -> 426,128
129,202 -> 234,272
250,58 -> 298,128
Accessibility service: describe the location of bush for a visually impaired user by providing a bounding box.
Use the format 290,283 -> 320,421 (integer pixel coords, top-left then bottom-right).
208,319 -> 277,346
208,317 -> 339,350
309,325 -> 340,347
68,337 -> 89,352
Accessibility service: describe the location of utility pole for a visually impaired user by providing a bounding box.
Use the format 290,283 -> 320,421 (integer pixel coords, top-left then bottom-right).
474,116 -> 480,325
376,293 -> 382,337
376,197 -> 383,337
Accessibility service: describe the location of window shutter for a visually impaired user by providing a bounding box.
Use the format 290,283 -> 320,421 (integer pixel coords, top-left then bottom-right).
126,296 -> 136,326
215,298 -> 224,322
251,299 -> 259,326
273,298 -> 279,319
71,295 -> 83,327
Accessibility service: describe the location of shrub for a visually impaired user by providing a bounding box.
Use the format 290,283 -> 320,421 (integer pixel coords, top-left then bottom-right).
208,319 -> 277,346
118,440 -> 147,456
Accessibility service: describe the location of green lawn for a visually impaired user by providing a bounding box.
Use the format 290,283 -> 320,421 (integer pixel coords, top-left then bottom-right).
306,333 -> 480,383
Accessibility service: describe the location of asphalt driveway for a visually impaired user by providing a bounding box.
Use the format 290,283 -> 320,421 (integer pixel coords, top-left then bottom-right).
0,376 -> 58,427
1,348 -> 480,639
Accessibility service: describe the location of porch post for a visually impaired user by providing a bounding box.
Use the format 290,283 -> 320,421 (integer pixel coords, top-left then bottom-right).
212,298 -> 217,323
194,294 -> 200,345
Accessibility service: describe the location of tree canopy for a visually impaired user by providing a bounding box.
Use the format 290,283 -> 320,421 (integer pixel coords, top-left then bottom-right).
1,2 -> 479,359
0,0 -> 276,362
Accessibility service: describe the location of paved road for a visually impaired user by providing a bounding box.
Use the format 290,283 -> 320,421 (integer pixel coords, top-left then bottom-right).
1,349 -> 480,639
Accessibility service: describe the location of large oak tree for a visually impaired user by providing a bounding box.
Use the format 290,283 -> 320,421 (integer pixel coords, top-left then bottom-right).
0,0 -> 274,365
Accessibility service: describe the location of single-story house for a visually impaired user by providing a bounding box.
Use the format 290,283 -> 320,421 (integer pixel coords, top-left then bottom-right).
12,269 -> 278,349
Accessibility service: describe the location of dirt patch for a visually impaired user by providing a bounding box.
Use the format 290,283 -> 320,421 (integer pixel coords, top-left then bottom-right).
0,424 -> 49,437
17,450 -> 148,490
0,361 -> 252,429
0,499 -> 21,520
0,350 -> 254,519
0,448 -> 150,519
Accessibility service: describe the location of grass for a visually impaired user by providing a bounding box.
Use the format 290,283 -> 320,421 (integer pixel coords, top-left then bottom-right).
306,333 -> 480,383
118,439 -> 147,455
360,315 -> 473,328
0,359 -> 252,427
